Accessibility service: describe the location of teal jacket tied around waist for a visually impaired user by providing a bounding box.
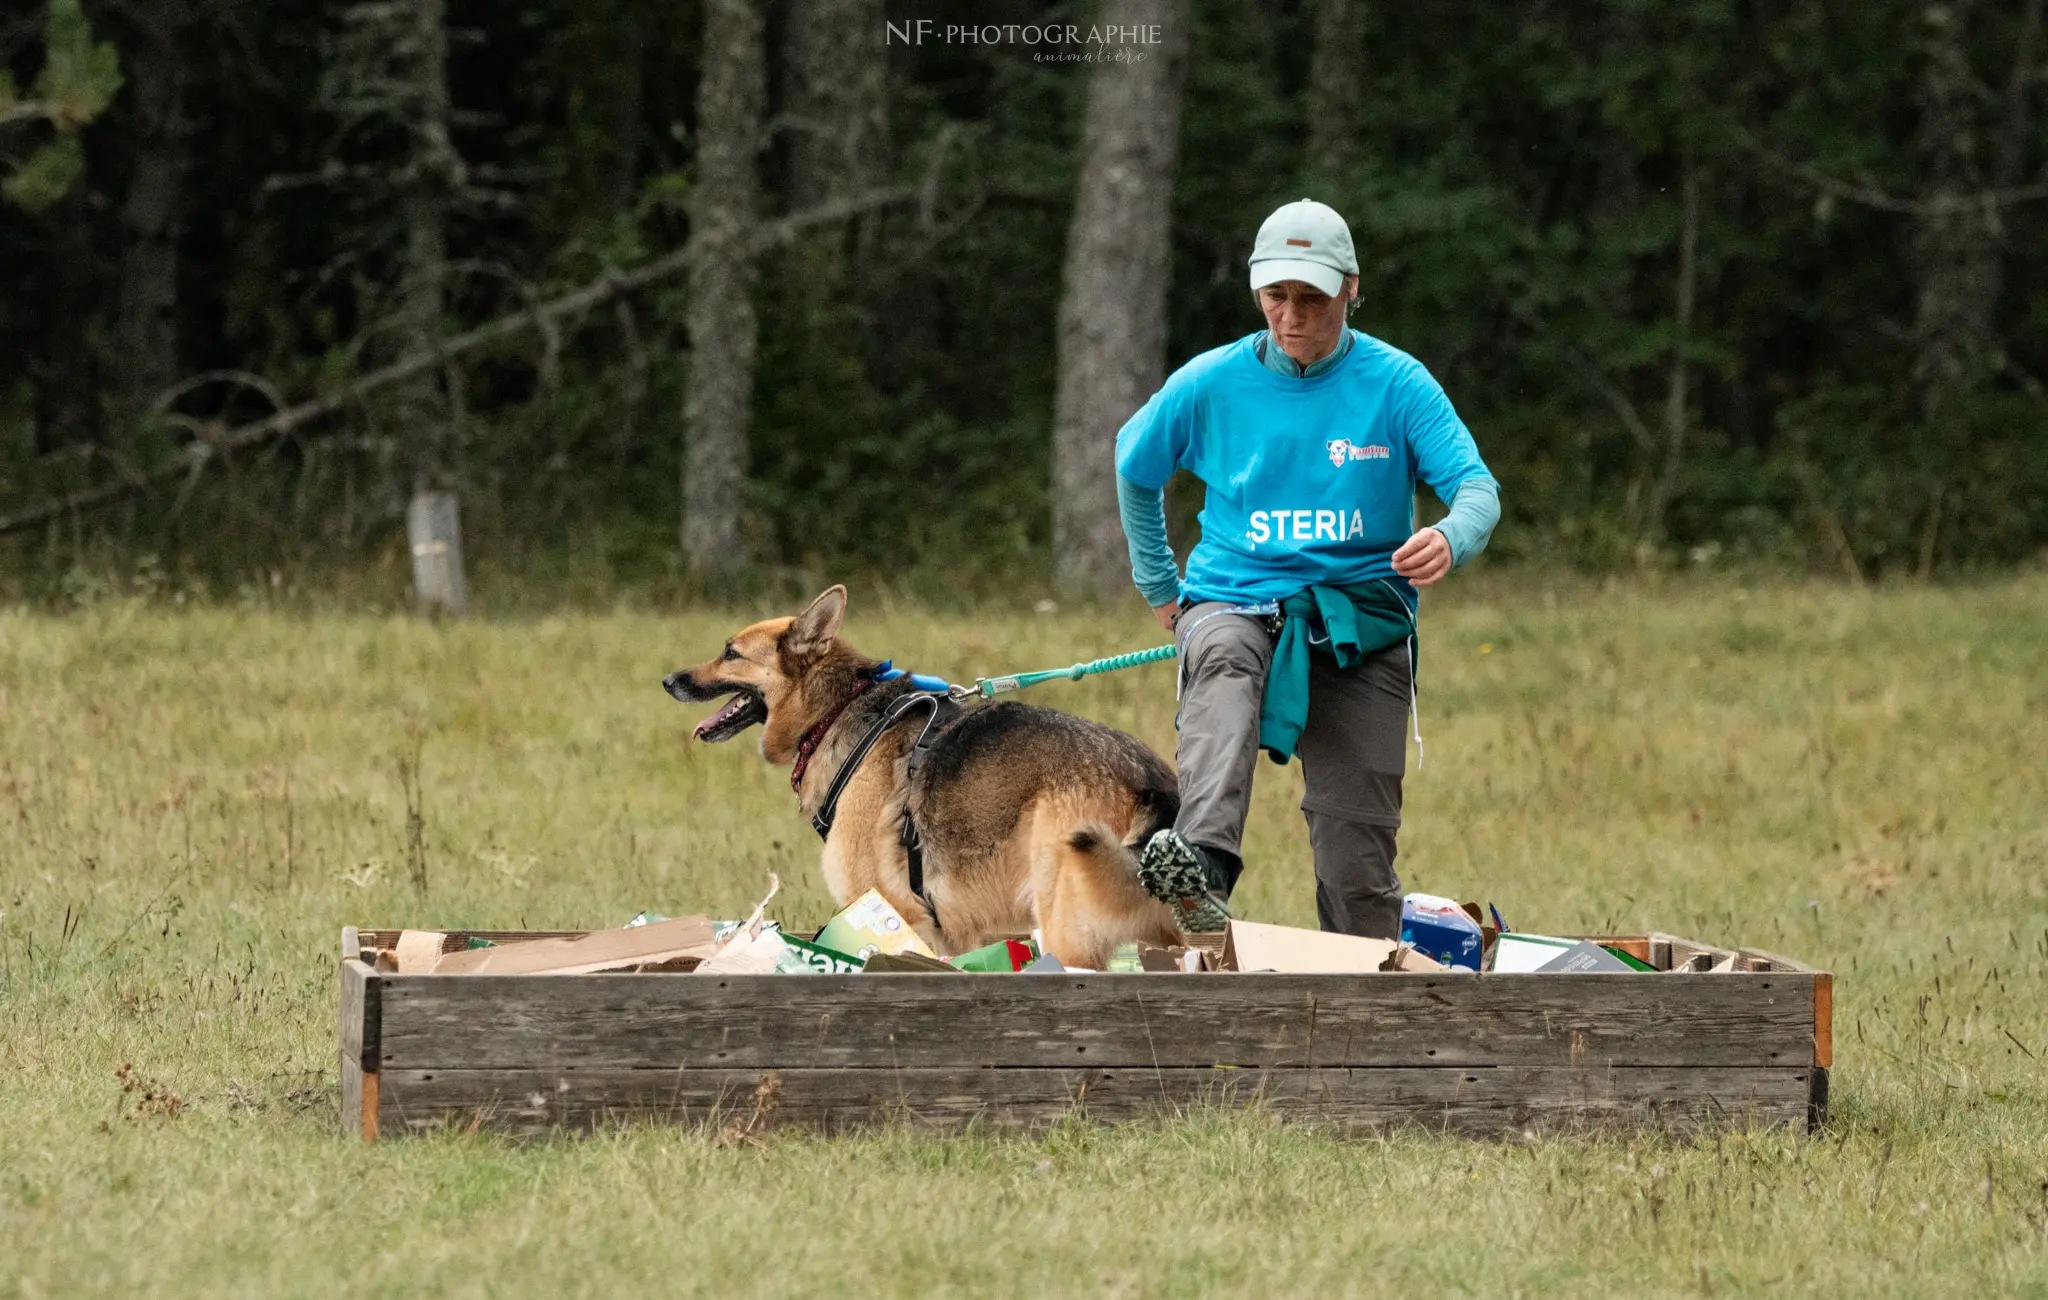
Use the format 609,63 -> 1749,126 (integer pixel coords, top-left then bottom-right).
1259,582 -> 1415,765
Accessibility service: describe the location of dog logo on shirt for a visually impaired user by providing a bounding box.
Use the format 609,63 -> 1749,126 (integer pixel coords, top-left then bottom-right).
1326,439 -> 1392,467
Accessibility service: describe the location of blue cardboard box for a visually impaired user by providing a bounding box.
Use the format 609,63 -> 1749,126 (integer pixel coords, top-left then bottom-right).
1400,894 -> 1485,970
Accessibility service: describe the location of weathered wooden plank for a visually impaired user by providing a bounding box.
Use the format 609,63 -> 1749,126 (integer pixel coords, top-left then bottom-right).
376,971 -> 1818,1071
1738,945 -> 1821,974
373,1064 -> 1813,1139
1652,932 -> 1739,969
339,958 -> 380,1071
341,1050 -> 361,1137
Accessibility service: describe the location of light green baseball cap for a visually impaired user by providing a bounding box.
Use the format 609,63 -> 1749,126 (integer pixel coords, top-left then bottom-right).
1247,198 -> 1357,297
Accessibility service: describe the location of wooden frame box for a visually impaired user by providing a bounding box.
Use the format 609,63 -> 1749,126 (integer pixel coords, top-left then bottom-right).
339,927 -> 1832,1141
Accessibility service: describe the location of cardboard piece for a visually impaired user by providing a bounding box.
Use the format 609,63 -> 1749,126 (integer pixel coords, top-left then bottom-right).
814,888 -> 938,960
778,934 -> 866,973
692,875 -> 791,974
1020,952 -> 1067,973
1601,944 -> 1657,972
1219,920 -> 1444,973
696,928 -> 790,974
431,915 -> 717,975
724,874 -> 781,945
1535,940 -> 1637,974
1138,945 -> 1215,973
1489,932 -> 1578,973
394,930 -> 448,974
862,950 -> 961,974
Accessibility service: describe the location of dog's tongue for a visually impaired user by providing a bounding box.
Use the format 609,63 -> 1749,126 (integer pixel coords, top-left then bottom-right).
694,696 -> 748,740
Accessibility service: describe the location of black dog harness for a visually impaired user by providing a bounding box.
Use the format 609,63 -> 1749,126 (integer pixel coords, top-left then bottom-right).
805,686 -> 963,924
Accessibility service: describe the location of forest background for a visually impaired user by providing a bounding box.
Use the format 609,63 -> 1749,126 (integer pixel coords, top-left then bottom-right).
1,0 -> 2044,602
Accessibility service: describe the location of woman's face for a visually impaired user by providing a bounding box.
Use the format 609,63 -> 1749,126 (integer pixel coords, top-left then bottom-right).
1256,275 -> 1356,365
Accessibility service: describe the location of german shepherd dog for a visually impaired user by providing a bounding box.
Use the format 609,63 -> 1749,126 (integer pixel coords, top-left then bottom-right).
663,587 -> 1183,967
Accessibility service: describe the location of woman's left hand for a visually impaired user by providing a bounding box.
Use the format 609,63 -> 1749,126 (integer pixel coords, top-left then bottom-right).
1391,527 -> 1452,586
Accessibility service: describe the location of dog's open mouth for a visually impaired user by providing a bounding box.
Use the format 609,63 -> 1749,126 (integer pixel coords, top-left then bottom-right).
663,672 -> 768,743
691,691 -> 766,743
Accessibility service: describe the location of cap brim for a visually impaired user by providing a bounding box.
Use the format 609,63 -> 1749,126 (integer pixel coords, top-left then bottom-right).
1248,259 -> 1344,297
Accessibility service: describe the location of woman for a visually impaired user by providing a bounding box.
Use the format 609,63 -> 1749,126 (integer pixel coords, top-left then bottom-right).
1114,198 -> 1500,938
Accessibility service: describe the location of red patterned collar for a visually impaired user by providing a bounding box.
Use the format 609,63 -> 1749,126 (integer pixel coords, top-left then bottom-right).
789,675 -> 876,794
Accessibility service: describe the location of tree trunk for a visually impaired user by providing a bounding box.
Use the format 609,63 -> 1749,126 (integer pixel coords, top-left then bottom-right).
1050,0 -> 1188,596
396,0 -> 456,492
1305,0 -> 1365,183
406,489 -> 467,615
780,0 -> 887,358
1910,0 -> 1999,425
1642,155 -> 1699,554
784,0 -> 887,214
392,0 -> 465,612
111,0 -> 192,447
681,0 -> 766,580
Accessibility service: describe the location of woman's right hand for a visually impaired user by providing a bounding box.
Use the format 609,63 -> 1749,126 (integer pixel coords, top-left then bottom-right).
1151,602 -> 1180,633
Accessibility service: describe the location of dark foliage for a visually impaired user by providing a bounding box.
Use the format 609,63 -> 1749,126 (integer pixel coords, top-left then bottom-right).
1,0 -> 2043,598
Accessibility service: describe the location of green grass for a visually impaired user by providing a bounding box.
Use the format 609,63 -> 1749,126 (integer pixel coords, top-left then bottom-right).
3,575 -> 2046,1297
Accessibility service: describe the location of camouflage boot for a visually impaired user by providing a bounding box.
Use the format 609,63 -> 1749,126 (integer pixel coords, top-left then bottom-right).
1138,828 -> 1232,934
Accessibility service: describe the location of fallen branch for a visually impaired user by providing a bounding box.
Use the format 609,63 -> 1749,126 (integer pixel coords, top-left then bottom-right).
1737,131 -> 2048,216
0,186 -> 915,538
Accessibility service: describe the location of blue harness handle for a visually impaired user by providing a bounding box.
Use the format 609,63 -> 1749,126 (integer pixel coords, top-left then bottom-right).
871,661 -> 954,694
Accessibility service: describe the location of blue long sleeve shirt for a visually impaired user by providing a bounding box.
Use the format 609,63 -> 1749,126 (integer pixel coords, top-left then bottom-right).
1118,328 -> 1499,607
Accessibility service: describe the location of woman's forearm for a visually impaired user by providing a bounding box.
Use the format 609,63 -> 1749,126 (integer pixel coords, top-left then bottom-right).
1431,475 -> 1500,568
1116,474 -> 1182,605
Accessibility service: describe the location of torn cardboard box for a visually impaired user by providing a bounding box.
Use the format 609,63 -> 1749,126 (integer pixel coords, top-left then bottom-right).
862,950 -> 961,974
814,888 -> 937,961
1400,893 -> 1484,969
430,915 -> 717,975
695,926 -> 789,974
778,934 -> 866,973
1219,920 -> 1445,973
1139,944 -> 1215,973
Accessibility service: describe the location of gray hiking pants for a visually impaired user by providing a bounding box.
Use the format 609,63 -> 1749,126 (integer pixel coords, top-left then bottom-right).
1174,601 -> 1410,940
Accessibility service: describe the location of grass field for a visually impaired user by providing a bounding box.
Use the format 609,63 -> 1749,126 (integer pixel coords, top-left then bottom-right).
3,574 -> 2046,1297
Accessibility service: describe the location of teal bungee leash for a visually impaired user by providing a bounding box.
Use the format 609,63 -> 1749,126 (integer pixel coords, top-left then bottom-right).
965,642 -> 1179,699
873,642 -> 1178,701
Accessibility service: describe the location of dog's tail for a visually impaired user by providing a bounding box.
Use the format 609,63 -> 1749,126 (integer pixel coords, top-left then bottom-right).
1062,823 -> 1134,871
1037,821 -> 1179,968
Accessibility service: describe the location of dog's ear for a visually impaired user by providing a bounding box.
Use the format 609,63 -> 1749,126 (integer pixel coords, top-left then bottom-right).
785,585 -> 848,659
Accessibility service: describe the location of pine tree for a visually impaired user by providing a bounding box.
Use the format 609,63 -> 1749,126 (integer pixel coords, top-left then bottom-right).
0,0 -> 121,212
